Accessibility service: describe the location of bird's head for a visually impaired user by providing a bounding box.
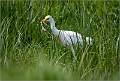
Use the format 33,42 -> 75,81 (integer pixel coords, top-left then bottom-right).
37,15 -> 55,32
41,15 -> 54,25
37,15 -> 54,32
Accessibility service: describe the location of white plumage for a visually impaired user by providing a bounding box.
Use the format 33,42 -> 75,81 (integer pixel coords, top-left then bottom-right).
41,15 -> 93,61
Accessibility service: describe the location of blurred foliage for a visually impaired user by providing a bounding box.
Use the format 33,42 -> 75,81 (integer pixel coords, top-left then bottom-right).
0,0 -> 120,80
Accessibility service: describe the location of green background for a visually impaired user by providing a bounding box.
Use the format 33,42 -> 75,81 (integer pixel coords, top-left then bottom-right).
0,0 -> 120,80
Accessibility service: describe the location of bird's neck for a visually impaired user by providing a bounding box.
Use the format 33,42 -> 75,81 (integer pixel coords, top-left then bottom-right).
50,21 -> 60,36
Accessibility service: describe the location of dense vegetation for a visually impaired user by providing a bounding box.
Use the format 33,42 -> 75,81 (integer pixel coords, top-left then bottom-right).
0,0 -> 120,80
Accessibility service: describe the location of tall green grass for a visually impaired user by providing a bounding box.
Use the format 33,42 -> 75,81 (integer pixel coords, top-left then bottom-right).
0,0 -> 120,80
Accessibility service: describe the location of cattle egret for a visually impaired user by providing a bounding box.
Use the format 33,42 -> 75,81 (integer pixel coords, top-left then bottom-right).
40,15 -> 93,61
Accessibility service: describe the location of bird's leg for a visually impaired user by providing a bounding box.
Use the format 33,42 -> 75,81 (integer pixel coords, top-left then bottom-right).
71,46 -> 77,62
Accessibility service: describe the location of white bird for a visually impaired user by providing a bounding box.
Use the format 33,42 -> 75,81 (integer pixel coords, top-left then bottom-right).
40,15 -> 93,61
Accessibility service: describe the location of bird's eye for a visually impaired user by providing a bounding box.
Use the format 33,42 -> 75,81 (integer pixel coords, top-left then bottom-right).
46,18 -> 49,20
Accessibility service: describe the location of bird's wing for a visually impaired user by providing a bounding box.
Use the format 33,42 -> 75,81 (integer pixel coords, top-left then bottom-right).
63,30 -> 82,38
60,30 -> 83,46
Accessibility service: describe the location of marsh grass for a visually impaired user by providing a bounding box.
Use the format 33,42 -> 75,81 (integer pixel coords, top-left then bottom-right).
0,0 -> 120,80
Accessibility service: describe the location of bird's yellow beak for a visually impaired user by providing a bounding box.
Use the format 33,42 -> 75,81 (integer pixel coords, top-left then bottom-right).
41,18 -> 48,25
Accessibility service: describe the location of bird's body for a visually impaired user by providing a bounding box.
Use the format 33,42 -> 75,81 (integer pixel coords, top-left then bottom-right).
53,30 -> 83,48
41,15 -> 93,61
